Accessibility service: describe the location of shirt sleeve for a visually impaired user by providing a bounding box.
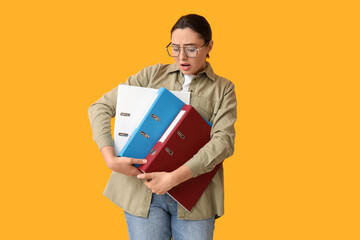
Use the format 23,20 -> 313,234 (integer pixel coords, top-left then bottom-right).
185,82 -> 237,177
88,66 -> 153,150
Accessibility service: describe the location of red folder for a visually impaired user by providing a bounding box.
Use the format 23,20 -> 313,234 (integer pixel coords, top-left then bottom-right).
139,105 -> 221,212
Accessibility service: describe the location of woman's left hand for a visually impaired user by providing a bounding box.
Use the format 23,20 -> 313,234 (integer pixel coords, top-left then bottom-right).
137,172 -> 176,195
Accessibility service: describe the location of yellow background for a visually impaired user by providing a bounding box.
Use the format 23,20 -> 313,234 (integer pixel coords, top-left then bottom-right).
1,0 -> 359,239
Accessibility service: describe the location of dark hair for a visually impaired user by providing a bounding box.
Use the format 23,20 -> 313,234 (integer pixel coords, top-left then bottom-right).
171,14 -> 212,57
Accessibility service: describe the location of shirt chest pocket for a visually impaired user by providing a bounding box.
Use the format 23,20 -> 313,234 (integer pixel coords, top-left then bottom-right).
193,96 -> 220,123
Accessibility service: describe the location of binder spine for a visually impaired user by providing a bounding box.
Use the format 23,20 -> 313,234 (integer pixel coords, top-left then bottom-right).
140,108 -> 188,173
119,87 -> 185,160
139,142 -> 162,172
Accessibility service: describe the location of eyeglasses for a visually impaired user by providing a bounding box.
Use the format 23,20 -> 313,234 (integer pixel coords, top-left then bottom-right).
166,42 -> 209,58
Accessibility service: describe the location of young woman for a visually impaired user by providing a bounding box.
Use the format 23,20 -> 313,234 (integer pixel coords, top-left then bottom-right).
88,14 -> 237,240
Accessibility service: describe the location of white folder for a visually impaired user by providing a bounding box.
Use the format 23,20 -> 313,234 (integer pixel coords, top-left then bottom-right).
114,85 -> 190,157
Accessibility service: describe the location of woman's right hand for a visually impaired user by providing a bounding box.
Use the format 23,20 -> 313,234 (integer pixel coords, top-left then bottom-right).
100,146 -> 146,177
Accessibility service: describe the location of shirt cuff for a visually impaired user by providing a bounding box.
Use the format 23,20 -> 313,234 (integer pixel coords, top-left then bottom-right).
184,155 -> 204,178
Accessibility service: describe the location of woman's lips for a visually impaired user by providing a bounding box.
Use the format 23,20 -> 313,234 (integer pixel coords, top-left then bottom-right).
180,63 -> 191,71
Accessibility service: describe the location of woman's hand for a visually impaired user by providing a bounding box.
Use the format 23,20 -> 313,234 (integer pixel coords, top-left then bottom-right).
137,172 -> 176,195
137,165 -> 193,195
100,146 -> 146,176
107,156 -> 146,176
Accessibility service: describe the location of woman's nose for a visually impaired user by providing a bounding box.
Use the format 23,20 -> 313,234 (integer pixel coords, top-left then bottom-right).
179,49 -> 188,60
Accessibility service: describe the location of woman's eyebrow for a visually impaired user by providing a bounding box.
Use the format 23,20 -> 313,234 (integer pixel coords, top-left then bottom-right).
172,43 -> 197,47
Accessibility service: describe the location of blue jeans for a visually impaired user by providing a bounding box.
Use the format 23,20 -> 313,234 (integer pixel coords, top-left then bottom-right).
124,194 -> 215,240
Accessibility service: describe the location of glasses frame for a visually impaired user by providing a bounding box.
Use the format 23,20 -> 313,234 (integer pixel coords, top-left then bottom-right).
165,41 -> 210,58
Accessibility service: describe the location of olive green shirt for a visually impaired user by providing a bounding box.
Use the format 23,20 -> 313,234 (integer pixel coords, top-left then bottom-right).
88,62 -> 237,220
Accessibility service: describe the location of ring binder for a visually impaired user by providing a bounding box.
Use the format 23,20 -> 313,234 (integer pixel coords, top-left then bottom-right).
113,85 -> 190,157
140,105 -> 220,212
118,87 -> 187,161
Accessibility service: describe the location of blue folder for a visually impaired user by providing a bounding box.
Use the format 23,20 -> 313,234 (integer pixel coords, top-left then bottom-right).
119,87 -> 186,164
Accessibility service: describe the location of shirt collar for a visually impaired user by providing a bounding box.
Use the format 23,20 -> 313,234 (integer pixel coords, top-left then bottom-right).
167,62 -> 216,82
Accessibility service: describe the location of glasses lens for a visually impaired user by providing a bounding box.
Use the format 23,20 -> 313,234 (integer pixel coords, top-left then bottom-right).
167,46 -> 179,57
185,47 -> 198,57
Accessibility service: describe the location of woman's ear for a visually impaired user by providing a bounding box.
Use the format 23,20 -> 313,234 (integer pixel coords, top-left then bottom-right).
206,40 -> 213,58
208,40 -> 214,53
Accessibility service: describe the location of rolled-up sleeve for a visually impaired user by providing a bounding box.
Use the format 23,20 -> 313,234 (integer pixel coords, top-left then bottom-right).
88,86 -> 118,150
185,82 -> 237,177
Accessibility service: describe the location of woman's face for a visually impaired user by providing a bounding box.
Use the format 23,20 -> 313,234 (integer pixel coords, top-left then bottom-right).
171,28 -> 213,75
